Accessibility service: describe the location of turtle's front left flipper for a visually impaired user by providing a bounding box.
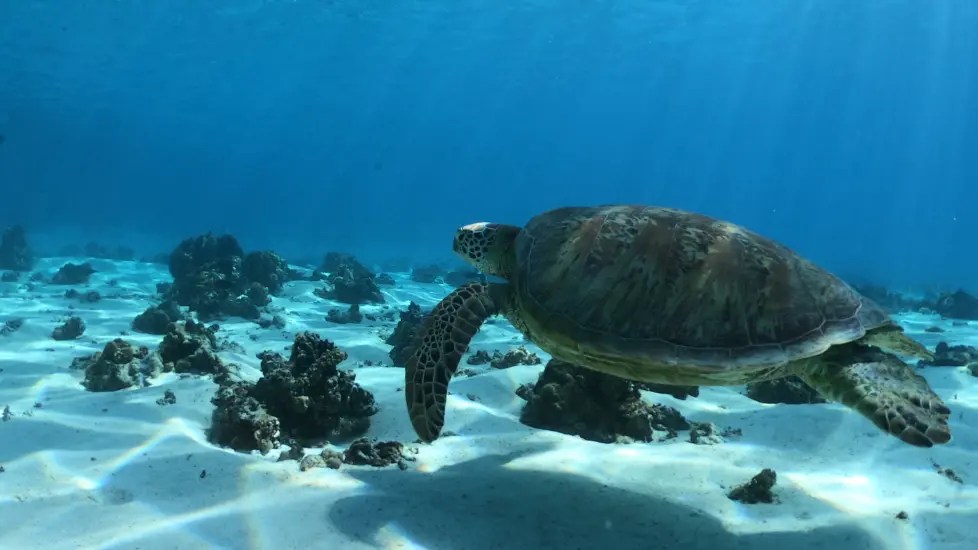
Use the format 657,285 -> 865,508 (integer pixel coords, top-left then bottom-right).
403,282 -> 509,443
796,344 -> 952,448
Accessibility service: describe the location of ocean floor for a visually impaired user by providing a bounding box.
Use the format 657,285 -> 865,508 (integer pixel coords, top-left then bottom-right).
0,257 -> 975,550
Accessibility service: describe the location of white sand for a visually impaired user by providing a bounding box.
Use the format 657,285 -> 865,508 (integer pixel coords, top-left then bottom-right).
0,258 -> 975,550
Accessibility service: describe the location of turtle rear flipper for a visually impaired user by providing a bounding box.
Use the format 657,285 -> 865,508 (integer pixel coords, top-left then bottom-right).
404,282 -> 508,443
862,326 -> 935,361
796,344 -> 951,447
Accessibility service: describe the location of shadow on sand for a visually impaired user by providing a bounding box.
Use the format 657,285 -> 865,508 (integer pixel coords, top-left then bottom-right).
329,447 -> 885,550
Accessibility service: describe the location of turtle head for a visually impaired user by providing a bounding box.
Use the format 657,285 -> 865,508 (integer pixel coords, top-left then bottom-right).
453,222 -> 520,279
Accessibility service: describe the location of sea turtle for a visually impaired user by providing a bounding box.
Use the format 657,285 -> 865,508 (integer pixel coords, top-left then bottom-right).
404,205 -> 952,448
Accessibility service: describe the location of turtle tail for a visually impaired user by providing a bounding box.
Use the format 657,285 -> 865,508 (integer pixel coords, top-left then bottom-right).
404,282 -> 505,442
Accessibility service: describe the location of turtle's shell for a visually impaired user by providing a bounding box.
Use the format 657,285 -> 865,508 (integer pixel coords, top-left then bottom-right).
513,205 -> 892,374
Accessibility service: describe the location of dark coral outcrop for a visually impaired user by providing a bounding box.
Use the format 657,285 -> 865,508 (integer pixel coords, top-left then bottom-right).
933,290 -> 978,320
918,341 -> 978,369
52,316 -> 86,340
0,225 -> 34,271
132,301 -> 184,335
75,339 -> 161,392
385,301 -> 425,364
517,359 -> 692,443
326,304 -> 363,324
210,384 -> 282,453
323,270 -> 384,305
252,332 -> 377,441
242,250 -> 294,295
163,233 -> 297,321
51,262 -> 96,285
321,252 -> 374,281
316,252 -> 385,305
410,264 -> 444,284
208,332 -> 377,453
157,320 -> 226,375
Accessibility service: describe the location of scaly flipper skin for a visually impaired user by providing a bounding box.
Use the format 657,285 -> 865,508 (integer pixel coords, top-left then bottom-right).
404,282 -> 507,442
862,327 -> 935,361
794,344 -> 951,447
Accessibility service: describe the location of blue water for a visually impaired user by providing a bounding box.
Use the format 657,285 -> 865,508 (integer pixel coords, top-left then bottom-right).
1,0 -> 976,287
2,4 -> 977,550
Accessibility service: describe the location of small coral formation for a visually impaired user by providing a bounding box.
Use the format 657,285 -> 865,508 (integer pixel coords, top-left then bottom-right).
443,269 -> 483,287
326,304 -> 363,324
156,389 -> 177,406
64,289 -> 101,303
208,332 -> 377,453
328,275 -> 384,304
1,318 -> 23,336
77,339 -> 160,392
52,316 -> 85,341
385,301 -> 425,364
242,250 -> 295,294
70,323 -> 216,392
298,438 -> 413,471
0,225 -> 34,272
489,345 -> 542,369
210,384 -> 281,453
375,273 -> 396,286
321,252 -> 373,279
257,314 -> 287,330
342,438 -> 408,467
852,283 -> 978,320
516,359 -> 692,443
689,422 -> 740,445
164,233 -> 297,321
918,341 -> 978,369
410,264 -> 444,284
132,301 -> 184,335
932,459 -> 963,484
461,346 -> 545,371
51,262 -> 96,285
933,290 -> 978,320
157,320 -> 226,375
168,233 -> 243,281
467,350 -> 492,365
745,377 -> 824,404
253,333 -> 376,440
728,469 -> 778,504
317,252 -> 385,305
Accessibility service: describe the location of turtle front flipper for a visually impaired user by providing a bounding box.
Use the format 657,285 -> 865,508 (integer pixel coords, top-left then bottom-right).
795,344 -> 951,447
404,282 -> 509,443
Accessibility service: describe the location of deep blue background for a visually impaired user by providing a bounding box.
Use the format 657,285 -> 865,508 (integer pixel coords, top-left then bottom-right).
1,1 -> 975,289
